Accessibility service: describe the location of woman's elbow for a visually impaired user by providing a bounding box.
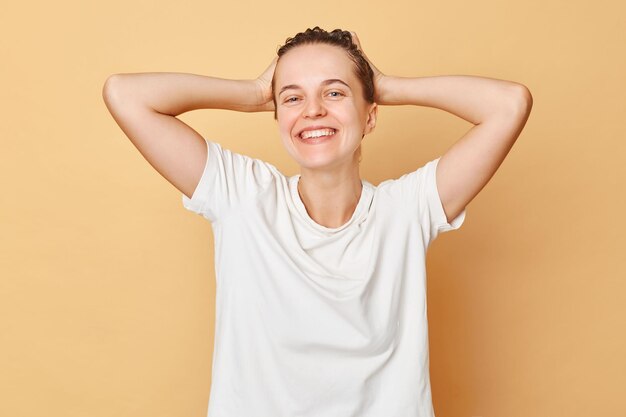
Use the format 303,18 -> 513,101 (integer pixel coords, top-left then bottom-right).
512,83 -> 533,113
102,74 -> 129,107
502,83 -> 533,118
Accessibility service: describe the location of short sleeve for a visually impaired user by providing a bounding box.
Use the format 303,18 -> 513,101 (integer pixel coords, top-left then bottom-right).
181,137 -> 275,223
423,157 -> 466,239
385,156 -> 466,245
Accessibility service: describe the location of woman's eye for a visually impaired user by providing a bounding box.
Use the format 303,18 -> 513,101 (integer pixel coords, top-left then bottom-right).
284,97 -> 299,103
328,91 -> 344,97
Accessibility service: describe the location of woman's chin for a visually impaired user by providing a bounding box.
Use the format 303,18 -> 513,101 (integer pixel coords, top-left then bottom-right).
282,142 -> 357,171
293,153 -> 355,171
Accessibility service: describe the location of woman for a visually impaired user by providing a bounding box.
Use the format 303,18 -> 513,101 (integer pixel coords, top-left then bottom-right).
103,27 -> 532,417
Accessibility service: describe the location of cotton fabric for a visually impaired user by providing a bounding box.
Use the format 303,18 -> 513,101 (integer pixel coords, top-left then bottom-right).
182,137 -> 466,417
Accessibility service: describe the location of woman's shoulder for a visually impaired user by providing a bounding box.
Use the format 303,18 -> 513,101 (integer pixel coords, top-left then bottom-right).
206,139 -> 286,178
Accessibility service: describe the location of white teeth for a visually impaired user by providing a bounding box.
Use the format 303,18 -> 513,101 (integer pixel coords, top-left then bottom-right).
300,129 -> 336,139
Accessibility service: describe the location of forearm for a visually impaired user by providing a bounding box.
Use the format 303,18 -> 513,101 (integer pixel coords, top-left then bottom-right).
378,75 -> 530,124
103,72 -> 271,116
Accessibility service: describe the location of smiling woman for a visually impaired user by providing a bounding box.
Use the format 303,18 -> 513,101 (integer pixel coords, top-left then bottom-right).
102,26 -> 531,417
272,43 -> 377,179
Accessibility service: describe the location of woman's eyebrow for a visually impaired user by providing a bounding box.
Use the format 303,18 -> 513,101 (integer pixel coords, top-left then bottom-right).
278,79 -> 351,96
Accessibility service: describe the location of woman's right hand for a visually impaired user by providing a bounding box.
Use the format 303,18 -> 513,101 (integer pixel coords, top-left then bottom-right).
254,57 -> 277,112
349,31 -> 389,104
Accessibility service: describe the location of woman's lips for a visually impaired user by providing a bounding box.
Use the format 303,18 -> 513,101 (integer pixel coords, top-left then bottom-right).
297,129 -> 337,144
297,126 -> 336,137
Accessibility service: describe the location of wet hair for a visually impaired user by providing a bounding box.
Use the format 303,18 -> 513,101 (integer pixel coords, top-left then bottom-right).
270,26 -> 375,120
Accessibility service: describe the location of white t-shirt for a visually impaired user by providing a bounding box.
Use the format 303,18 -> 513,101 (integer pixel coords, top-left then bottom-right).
182,137 -> 466,417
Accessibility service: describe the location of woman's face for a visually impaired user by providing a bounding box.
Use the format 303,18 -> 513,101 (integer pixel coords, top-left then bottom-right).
273,43 -> 377,171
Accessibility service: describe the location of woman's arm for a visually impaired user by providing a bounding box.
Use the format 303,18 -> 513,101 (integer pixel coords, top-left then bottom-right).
104,61 -> 276,116
102,59 -> 277,199
351,33 -> 533,223
377,75 -> 530,124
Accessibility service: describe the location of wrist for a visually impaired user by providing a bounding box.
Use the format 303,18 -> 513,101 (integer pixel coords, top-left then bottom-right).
375,75 -> 393,105
249,78 -> 271,107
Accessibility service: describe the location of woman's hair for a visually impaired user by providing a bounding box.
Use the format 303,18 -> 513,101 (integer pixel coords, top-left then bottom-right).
270,26 -> 375,120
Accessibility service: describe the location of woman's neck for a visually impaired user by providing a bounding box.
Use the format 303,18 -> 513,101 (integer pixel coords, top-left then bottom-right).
297,165 -> 363,229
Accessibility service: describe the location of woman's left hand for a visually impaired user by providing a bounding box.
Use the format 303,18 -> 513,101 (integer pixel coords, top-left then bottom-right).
254,56 -> 278,112
349,31 -> 388,103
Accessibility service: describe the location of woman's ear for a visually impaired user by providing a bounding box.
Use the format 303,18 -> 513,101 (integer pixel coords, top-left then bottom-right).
363,102 -> 378,135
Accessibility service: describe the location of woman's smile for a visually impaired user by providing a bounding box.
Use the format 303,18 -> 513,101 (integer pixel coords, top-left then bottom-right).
273,43 -> 376,170
297,126 -> 338,144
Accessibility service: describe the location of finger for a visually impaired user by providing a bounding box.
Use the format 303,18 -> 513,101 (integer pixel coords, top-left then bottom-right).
350,32 -> 372,64
266,56 -> 277,71
349,31 -> 362,49
260,57 -> 278,80
350,31 -> 374,66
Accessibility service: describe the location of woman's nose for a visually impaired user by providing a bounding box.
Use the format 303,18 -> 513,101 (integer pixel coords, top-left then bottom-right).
303,97 -> 326,118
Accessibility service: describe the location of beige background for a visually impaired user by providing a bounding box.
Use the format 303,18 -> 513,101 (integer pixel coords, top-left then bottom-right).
1,0 -> 624,416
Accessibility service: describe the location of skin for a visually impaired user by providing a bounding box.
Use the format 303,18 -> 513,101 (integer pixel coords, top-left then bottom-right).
255,32 -> 532,227
271,43 -> 378,228
104,31 -> 532,230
